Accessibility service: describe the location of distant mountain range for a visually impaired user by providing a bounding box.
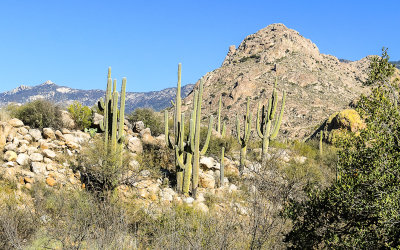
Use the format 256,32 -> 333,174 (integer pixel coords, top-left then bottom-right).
0,81 -> 194,113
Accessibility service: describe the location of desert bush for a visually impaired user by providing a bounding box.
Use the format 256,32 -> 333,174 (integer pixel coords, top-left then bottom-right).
204,131 -> 238,158
285,51 -> 400,248
75,136 -> 133,198
128,108 -> 163,136
67,101 -> 93,130
0,183 -> 38,249
30,184 -> 132,249
12,99 -> 62,129
131,204 -> 248,249
137,143 -> 174,179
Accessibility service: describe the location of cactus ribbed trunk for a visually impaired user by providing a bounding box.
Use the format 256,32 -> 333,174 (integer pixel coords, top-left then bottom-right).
256,77 -> 286,164
192,79 -> 203,198
98,67 -> 127,167
236,97 -> 252,174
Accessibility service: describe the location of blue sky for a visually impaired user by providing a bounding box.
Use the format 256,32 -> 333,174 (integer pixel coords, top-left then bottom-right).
0,0 -> 399,93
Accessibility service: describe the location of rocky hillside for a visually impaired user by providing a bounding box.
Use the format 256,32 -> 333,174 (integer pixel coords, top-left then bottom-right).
182,23 -> 375,139
0,81 -> 194,113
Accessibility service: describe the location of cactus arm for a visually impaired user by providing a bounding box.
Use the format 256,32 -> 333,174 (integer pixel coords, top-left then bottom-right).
175,147 -> 186,170
256,102 -> 264,138
171,100 -> 175,106
192,78 -> 204,198
178,113 -> 185,151
270,91 -> 286,139
189,117 -> 195,153
236,114 -> 242,145
164,111 -> 174,149
98,98 -> 105,111
111,91 -> 119,154
182,153 -> 193,195
222,121 -> 226,137
270,89 -> 278,120
118,78 -> 126,141
98,119 -> 105,132
104,77 -> 112,150
244,112 -> 252,143
200,115 -> 214,155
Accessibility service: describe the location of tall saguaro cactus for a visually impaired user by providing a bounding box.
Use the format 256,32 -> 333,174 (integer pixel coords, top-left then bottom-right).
165,65 -> 213,195
165,63 -> 185,192
98,67 -> 127,161
216,95 -> 226,137
256,78 -> 286,163
236,97 -> 252,173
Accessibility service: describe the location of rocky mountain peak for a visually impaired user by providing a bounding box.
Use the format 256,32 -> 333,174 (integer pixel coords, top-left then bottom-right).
41,80 -> 55,86
5,85 -> 32,95
223,23 -> 321,66
183,23 -> 376,139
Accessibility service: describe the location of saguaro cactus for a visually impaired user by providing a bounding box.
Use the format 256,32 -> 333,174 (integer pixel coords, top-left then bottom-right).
216,96 -> 227,137
165,63 -> 185,192
236,97 -> 252,173
256,78 -> 286,163
165,65 -> 213,195
98,67 -> 126,161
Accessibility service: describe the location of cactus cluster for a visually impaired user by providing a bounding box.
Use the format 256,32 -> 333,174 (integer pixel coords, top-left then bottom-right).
256,78 -> 286,163
165,64 -> 213,196
236,97 -> 252,173
98,67 -> 127,161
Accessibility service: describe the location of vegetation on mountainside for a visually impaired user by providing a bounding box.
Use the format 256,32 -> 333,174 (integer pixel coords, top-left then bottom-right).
9,99 -> 62,129
67,101 -> 93,130
285,49 -> 400,248
128,107 -> 163,136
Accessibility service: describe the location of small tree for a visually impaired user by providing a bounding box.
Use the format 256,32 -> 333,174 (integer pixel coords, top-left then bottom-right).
285,49 -> 400,248
68,101 -> 93,130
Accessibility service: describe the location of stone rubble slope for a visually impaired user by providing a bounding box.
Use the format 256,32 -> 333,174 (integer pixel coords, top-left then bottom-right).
1,115 -> 308,213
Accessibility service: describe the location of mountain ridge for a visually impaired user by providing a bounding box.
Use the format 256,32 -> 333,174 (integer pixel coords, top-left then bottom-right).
0,81 -> 194,113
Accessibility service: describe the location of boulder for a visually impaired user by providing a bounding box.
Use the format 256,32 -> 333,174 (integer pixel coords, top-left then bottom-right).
61,110 -> 75,129
3,151 -> 17,162
46,177 -> 57,187
18,127 -> 29,135
0,122 -> 12,150
199,172 -> 216,189
93,113 -> 104,126
141,133 -> 157,145
16,153 -> 30,166
4,143 -> 17,151
200,156 -> 220,170
133,121 -> 145,133
30,153 -> 44,162
128,137 -> 143,154
8,118 -> 24,127
43,149 -> 56,159
43,128 -> 56,140
31,162 -> 47,174
29,129 -> 42,141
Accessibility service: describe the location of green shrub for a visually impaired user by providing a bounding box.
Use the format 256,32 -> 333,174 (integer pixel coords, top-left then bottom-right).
67,101 -> 93,130
128,108 -> 163,136
75,136 -> 133,197
12,99 -> 62,129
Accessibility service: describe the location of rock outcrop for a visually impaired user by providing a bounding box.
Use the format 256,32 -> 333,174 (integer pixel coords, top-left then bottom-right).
181,23 -> 378,139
